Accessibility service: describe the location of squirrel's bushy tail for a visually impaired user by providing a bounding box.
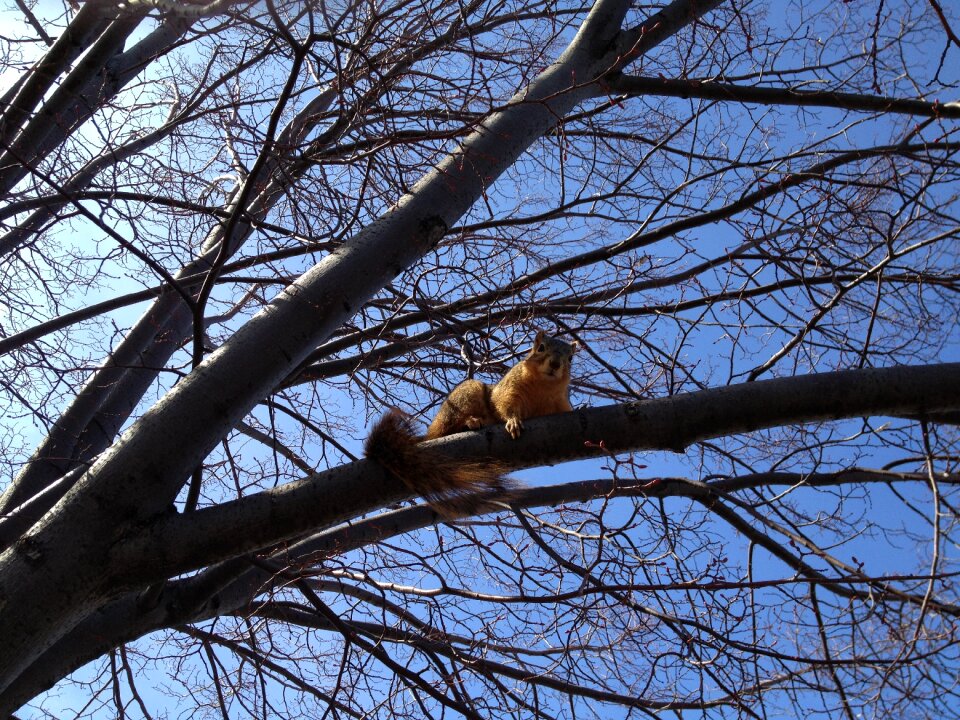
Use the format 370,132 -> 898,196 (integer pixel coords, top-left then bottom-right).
364,410 -> 511,518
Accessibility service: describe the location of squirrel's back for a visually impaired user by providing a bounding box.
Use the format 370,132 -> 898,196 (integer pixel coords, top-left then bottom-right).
425,379 -> 495,440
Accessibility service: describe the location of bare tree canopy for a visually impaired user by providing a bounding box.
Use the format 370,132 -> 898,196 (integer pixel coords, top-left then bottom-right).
1,0 -> 959,717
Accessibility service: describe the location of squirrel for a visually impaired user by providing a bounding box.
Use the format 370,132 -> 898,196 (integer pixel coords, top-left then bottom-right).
426,330 -> 578,440
365,331 -> 578,516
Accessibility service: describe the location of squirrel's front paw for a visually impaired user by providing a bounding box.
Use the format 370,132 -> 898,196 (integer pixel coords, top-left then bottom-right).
504,417 -> 523,439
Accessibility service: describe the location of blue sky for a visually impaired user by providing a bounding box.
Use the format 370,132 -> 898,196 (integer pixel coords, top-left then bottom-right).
4,0 -> 960,716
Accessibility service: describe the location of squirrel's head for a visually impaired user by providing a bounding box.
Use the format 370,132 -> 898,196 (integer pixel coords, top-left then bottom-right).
525,330 -> 578,380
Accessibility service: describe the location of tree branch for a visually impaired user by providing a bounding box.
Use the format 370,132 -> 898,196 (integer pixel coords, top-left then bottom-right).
108,362 -> 960,586
606,75 -> 960,118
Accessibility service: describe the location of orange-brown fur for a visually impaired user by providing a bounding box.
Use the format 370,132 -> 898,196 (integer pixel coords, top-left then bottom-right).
490,331 -> 577,439
426,331 -> 578,440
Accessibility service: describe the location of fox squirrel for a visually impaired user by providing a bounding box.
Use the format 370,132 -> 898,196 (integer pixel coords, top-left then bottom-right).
365,331 -> 578,516
426,330 -> 578,439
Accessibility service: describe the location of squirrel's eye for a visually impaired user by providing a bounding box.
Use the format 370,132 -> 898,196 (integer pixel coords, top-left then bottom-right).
537,344 -> 546,352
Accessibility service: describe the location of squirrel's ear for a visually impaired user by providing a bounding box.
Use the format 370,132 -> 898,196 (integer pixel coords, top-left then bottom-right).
570,340 -> 580,353
533,330 -> 545,346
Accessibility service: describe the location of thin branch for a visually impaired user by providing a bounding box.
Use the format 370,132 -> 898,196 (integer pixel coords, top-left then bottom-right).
606,75 -> 960,119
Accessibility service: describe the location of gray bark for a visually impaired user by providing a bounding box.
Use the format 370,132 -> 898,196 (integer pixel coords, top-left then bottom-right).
0,2 -> 117,159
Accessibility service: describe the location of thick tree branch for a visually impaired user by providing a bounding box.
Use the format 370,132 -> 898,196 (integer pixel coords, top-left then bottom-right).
105,362 -> 960,587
